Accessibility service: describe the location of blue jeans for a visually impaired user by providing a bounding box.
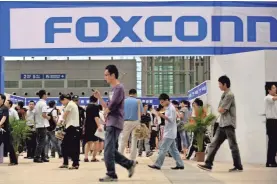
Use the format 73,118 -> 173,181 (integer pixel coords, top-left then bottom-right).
155,138 -> 184,168
104,126 -> 133,178
45,131 -> 62,157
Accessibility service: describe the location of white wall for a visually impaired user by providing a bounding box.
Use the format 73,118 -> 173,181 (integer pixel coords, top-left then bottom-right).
265,50 -> 277,82
210,51 -> 266,164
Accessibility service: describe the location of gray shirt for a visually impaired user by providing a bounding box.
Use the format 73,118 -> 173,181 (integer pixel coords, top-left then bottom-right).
218,90 -> 236,129
106,84 -> 125,130
163,103 -> 177,139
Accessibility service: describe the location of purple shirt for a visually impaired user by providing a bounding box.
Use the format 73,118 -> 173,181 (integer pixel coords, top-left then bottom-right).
106,84 -> 125,130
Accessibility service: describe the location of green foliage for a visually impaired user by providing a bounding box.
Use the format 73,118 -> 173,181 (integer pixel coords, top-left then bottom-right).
184,107 -> 216,152
10,118 -> 32,153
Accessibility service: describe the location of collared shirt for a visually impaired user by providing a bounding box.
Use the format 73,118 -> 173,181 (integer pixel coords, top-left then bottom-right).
26,109 -> 35,126
9,108 -> 19,121
265,94 -> 277,119
124,96 -> 143,121
163,103 -> 177,139
64,101 -> 79,128
34,99 -> 49,128
218,89 -> 236,128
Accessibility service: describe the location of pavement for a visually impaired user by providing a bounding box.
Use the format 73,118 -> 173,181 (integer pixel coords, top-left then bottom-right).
0,152 -> 277,184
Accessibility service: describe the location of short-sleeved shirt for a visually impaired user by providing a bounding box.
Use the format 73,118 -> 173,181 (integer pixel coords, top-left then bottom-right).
0,105 -> 10,131
9,108 -> 19,122
64,101 -> 79,128
264,94 -> 277,119
26,109 -> 35,126
34,99 -> 49,128
106,84 -> 125,130
124,97 -> 143,121
163,103 -> 177,139
218,90 -> 236,129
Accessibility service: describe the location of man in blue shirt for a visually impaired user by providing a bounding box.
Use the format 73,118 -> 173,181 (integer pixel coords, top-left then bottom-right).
118,89 -> 143,161
148,93 -> 184,170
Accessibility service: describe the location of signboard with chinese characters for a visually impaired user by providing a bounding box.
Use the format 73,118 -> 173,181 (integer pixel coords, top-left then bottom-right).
188,81 -> 208,100
44,74 -> 66,80
9,95 -> 26,104
20,74 -> 43,80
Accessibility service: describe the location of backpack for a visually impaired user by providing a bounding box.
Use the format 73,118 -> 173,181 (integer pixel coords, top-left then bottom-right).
47,108 -> 57,131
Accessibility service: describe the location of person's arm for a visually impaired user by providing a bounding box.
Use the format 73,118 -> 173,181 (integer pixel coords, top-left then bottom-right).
14,110 -> 19,120
107,87 -> 124,112
63,104 -> 73,122
218,94 -> 234,114
159,108 -> 174,123
42,104 -> 50,120
0,108 -> 8,127
266,95 -> 277,102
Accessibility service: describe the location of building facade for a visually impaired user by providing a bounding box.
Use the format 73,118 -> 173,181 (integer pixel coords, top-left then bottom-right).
141,56 -> 211,96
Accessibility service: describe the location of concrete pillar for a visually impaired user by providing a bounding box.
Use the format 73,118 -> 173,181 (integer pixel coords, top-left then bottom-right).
184,58 -> 190,94
0,57 -> 5,94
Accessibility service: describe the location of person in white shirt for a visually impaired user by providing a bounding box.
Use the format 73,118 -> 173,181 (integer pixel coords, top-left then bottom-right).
5,100 -> 19,121
148,93 -> 184,170
33,90 -> 50,163
25,101 -> 36,159
264,84 -> 277,167
59,94 -> 80,170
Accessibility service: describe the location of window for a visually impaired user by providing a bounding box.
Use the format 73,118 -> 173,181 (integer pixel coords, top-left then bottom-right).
44,81 -> 64,88
22,81 -> 42,88
68,80 -> 88,88
90,80 -> 109,87
5,81 -> 19,88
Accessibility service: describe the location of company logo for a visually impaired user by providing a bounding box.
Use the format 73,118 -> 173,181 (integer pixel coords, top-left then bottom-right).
45,15 -> 277,44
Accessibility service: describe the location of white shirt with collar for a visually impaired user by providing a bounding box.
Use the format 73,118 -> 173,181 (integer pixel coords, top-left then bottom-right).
26,109 -> 35,126
265,94 -> 277,119
9,108 -> 19,121
34,99 -> 49,128
163,103 -> 177,139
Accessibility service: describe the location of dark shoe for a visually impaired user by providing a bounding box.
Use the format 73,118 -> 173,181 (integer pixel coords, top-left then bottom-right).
197,164 -> 212,171
146,152 -> 153,157
8,163 -> 18,166
33,158 -> 43,163
138,154 -> 142,157
171,166 -> 184,170
266,163 -> 277,168
99,175 -> 118,182
42,158 -> 49,162
59,165 -> 68,169
91,158 -> 99,162
148,165 -> 161,170
128,161 -> 137,178
229,167 -> 243,172
69,165 -> 79,170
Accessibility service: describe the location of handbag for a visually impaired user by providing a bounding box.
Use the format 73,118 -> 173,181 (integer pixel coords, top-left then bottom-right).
55,123 -> 66,140
134,100 -> 150,140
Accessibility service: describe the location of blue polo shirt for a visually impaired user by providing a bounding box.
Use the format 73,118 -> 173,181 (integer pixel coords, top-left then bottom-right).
124,97 -> 143,121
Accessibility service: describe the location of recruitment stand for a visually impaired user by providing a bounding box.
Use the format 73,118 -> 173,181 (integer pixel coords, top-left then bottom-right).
0,1 -> 276,164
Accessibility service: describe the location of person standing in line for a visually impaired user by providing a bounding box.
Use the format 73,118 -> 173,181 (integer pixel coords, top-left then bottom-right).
148,93 -> 184,170
5,100 -> 19,121
94,65 -> 136,182
25,101 -> 36,159
59,94 -> 80,170
33,90 -> 50,163
198,75 -> 243,172
264,84 -> 277,167
0,94 -> 17,166
118,89 -> 142,160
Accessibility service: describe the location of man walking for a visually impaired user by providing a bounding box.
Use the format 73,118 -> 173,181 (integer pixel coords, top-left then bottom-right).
118,89 -> 142,160
94,65 -> 136,182
198,75 -> 243,172
148,93 -> 184,170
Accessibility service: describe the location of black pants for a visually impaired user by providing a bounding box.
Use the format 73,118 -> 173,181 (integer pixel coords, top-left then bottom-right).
3,131 -> 17,164
34,128 -> 47,159
266,119 -> 277,165
176,132 -> 182,152
205,126 -> 242,168
150,130 -> 158,150
26,131 -> 36,158
62,126 -> 80,166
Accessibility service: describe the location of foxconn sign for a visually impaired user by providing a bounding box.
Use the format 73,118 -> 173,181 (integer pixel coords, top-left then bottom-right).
2,1 -> 277,56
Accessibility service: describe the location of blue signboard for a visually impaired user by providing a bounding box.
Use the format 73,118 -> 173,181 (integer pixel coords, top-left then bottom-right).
9,95 -> 26,104
188,81 -> 208,100
44,74 -> 66,80
21,74 -> 43,80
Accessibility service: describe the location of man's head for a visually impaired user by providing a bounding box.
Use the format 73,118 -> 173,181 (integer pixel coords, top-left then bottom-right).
193,98 -> 203,108
142,103 -> 148,112
105,65 -> 119,84
148,104 -> 153,112
218,75 -> 231,91
5,100 -> 13,108
180,100 -> 190,109
59,94 -> 72,106
129,89 -> 137,97
29,100 -> 35,110
38,90 -> 47,100
17,101 -> 24,109
0,94 -> 6,106
72,95 -> 79,105
266,84 -> 277,96
90,95 -> 98,103
159,93 -> 170,107
48,100 -> 56,108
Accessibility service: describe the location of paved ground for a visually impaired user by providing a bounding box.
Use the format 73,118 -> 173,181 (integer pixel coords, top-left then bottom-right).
0,153 -> 277,184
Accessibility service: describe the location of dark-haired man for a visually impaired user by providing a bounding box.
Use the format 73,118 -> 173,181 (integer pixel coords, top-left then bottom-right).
59,94 -> 80,169
198,75 -> 243,172
94,65 -> 136,182
264,84 -> 277,167
148,93 -> 184,170
118,89 -> 143,161
34,90 -> 50,163
5,100 -> 19,122
25,100 -> 36,159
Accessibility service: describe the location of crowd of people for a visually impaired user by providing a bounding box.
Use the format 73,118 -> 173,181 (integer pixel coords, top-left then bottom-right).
1,64 -> 277,182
